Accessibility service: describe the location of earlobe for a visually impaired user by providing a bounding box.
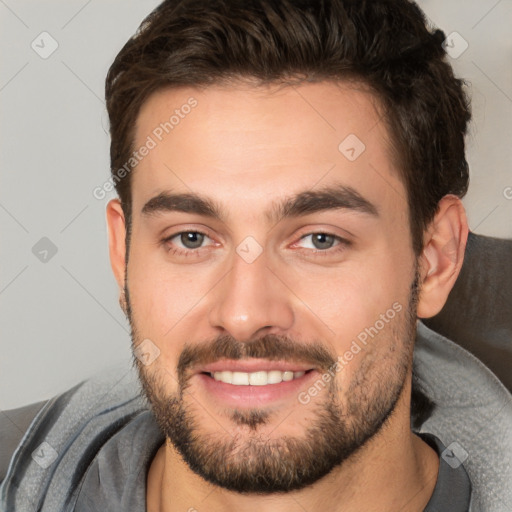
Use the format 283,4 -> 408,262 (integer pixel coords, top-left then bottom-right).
417,195 -> 469,319
106,199 -> 127,299
119,291 -> 128,315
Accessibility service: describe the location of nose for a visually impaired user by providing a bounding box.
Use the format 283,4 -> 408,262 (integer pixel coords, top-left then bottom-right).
207,246 -> 295,342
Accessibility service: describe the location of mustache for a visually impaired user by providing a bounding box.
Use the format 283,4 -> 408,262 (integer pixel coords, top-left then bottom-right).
176,333 -> 338,383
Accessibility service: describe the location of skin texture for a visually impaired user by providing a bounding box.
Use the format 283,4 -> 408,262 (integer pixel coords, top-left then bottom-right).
106,81 -> 468,512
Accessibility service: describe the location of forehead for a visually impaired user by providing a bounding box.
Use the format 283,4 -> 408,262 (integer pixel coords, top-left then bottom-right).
131,81 -> 406,222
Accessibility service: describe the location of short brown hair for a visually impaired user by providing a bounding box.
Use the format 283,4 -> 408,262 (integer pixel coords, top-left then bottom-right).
105,0 -> 470,255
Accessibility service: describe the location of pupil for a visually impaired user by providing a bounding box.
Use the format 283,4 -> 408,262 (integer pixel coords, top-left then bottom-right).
313,233 -> 334,250
181,232 -> 204,249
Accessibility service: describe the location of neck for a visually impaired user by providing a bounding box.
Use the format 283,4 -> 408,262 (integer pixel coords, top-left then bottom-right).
147,381 -> 439,512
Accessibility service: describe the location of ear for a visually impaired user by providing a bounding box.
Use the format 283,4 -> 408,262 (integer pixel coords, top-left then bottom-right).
106,199 -> 127,312
417,195 -> 469,319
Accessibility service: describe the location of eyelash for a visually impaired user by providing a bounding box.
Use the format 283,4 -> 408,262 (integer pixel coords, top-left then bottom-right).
161,230 -> 350,258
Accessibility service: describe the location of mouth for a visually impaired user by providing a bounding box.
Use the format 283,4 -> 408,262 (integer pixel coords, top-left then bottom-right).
193,360 -> 320,407
204,369 -> 313,385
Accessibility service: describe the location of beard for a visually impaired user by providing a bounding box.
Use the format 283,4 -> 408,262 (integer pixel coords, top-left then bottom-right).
125,272 -> 420,494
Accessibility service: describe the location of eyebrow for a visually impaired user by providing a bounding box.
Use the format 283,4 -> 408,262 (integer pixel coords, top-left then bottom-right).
141,184 -> 379,223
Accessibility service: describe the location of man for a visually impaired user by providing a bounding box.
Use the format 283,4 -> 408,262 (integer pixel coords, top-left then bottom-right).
1,1 -> 511,511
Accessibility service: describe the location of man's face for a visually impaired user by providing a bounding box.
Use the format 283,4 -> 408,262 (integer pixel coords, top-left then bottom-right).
123,81 -> 419,492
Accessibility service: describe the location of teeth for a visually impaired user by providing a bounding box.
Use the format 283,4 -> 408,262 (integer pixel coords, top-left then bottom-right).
212,370 -> 307,385
232,372 -> 249,385
267,370 -> 283,384
249,371 -> 268,386
282,371 -> 294,382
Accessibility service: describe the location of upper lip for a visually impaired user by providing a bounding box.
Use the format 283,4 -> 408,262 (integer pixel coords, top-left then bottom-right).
197,359 -> 315,374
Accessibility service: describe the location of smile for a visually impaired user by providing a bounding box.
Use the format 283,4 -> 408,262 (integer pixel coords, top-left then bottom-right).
195,360 -> 318,406
209,370 -> 308,386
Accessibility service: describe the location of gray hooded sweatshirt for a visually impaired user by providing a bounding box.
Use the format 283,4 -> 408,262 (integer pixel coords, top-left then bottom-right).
1,322 -> 511,511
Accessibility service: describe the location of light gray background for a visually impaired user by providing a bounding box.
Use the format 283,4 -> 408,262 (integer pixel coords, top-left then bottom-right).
1,0 -> 511,410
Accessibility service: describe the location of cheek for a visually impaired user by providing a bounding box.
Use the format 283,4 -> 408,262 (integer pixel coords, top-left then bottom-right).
283,243 -> 414,384
330,300 -> 412,401
128,239 -> 210,331
289,256 -> 408,339
127,253 -> 228,385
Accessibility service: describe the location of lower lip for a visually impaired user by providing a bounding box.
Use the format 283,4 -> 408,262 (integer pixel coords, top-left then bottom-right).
194,370 -> 318,408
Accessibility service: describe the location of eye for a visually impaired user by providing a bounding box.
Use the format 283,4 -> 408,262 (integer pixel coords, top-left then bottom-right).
161,230 -> 215,255
161,229 -> 348,259
175,231 -> 207,249
295,232 -> 350,256
301,233 -> 339,250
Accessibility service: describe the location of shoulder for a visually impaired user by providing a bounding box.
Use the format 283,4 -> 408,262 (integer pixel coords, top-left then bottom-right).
0,400 -> 48,483
0,365 -> 147,511
414,321 -> 512,512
